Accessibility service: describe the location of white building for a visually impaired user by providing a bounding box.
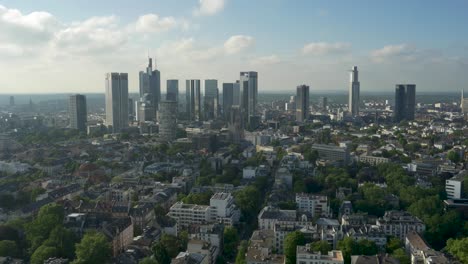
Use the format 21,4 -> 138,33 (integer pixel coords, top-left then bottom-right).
445,171 -> 466,199
296,245 -> 344,264
376,211 -> 425,240
105,72 -> 129,133
168,192 -> 239,227
296,193 -> 330,218
243,166 -> 257,179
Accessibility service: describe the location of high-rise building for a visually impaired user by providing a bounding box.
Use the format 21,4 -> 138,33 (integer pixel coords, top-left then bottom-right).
166,79 -> 179,102
228,106 -> 244,143
240,71 -> 258,128
204,79 -> 219,120
233,81 -> 240,106
296,85 -> 310,122
223,83 -> 234,120
69,94 -> 87,132
319,96 -> 328,112
186,80 -> 201,121
128,98 -> 135,121
105,73 -> 129,133
159,100 -> 178,142
348,66 -> 360,116
139,58 -> 161,111
136,94 -> 155,122
394,84 -> 416,123
461,90 -> 468,119
9,96 -> 14,106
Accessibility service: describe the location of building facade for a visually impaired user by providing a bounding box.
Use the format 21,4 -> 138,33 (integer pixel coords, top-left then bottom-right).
69,94 -> 87,132
394,84 -> 416,123
105,72 -> 129,133
186,80 -> 202,121
167,79 -> 179,102
204,79 -> 219,120
348,66 -> 360,117
295,193 -> 330,217
297,245 -> 344,264
240,71 -> 258,128
139,58 -> 161,111
296,85 -> 310,122
376,211 -> 425,240
159,100 -> 178,142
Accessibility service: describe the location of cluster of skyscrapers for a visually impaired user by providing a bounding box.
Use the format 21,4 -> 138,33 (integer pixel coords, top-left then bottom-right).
67,61 -> 421,137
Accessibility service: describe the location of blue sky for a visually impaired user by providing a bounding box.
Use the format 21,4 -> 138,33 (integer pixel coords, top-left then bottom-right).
0,0 -> 467,93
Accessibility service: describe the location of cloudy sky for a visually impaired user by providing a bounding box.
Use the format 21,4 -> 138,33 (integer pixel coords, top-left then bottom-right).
0,0 -> 467,94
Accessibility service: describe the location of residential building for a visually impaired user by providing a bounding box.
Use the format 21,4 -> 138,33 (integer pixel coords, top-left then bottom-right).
405,231 -> 449,264
139,57 -> 161,111
296,245 -> 344,264
296,85 -> 310,122
159,100 -> 178,142
358,155 -> 390,165
376,211 -> 425,240
312,144 -> 350,165
445,171 -> 466,199
394,84 -> 416,122
348,66 -> 360,117
186,80 -> 202,121
69,94 -> 87,132
295,193 -> 330,218
167,79 -> 179,102
105,72 -> 129,133
351,255 -> 399,264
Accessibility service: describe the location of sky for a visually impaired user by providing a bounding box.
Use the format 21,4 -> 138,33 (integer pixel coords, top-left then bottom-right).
0,0 -> 467,94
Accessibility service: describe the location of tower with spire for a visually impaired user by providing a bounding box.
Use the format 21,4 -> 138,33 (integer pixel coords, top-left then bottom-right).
139,57 -> 161,117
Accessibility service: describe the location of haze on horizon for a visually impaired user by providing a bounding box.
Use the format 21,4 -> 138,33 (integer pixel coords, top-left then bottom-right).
0,0 -> 467,94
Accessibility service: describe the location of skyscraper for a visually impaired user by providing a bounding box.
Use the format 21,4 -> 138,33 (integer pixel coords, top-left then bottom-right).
105,73 -> 129,133
136,94 -> 155,122
159,100 -> 178,142
228,106 -> 244,143
348,66 -> 360,116
204,79 -> 219,120
394,84 -> 416,123
139,58 -> 161,112
223,83 -> 234,120
167,79 -> 179,102
296,85 -> 310,122
9,96 -> 14,106
233,81 -> 240,106
186,80 -> 201,121
240,71 -> 258,128
319,97 -> 328,112
69,94 -> 87,132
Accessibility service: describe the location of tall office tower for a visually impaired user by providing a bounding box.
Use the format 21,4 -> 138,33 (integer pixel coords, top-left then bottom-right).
159,100 -> 178,142
69,94 -> 87,132
105,73 -> 129,133
319,96 -> 328,112
228,106 -> 244,143
204,79 -> 219,120
9,96 -> 14,106
240,71 -> 258,127
296,85 -> 310,122
223,83 -> 234,120
128,98 -> 135,121
288,95 -> 296,112
139,58 -> 161,112
167,80 -> 179,102
461,90 -> 468,119
136,94 -> 155,122
394,84 -> 416,123
233,81 -> 240,106
348,66 -> 360,116
186,80 -> 202,121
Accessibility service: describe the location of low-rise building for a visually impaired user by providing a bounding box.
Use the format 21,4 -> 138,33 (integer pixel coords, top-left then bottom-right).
296,193 -> 330,218
445,171 -> 466,199
296,245 -> 344,264
376,211 -> 425,240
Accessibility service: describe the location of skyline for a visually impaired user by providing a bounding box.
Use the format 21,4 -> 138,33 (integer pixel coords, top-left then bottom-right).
0,0 -> 468,93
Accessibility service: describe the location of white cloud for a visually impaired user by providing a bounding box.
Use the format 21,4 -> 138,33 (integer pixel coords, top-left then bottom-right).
250,55 -> 281,65
194,0 -> 226,16
224,35 -> 254,54
370,44 -> 417,63
302,42 -> 350,56
0,5 -> 59,45
135,14 -> 179,33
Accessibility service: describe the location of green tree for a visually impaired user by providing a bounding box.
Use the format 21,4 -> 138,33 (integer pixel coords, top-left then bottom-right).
386,237 -> 403,253
159,234 -> 186,258
223,227 -> 239,259
152,243 -> 171,264
234,186 -> 261,222
44,226 -> 77,259
26,204 -> 64,251
235,240 -> 248,264
309,240 -> 332,255
447,151 -> 461,163
284,231 -> 305,264
73,232 -> 111,264
30,245 -> 58,264
0,240 -> 18,257
445,237 -> 468,264
338,237 -> 378,264
392,248 -> 410,264
139,257 -> 158,264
